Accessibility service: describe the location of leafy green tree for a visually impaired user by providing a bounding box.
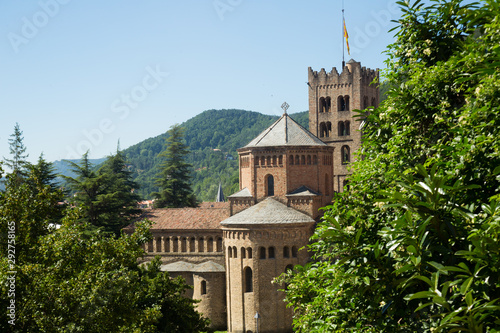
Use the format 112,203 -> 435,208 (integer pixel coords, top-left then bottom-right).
278,1 -> 500,332
154,125 -> 197,208
0,168 -> 209,332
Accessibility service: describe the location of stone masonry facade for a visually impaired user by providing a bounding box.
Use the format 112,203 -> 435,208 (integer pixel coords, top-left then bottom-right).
128,60 -> 379,333
308,59 -> 379,192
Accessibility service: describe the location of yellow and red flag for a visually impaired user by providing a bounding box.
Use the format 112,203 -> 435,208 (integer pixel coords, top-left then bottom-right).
344,18 -> 350,55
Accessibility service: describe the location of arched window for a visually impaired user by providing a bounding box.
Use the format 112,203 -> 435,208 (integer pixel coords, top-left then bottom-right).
341,145 -> 350,164
279,155 -> 283,165
307,155 -> 311,165
156,237 -> 162,252
259,247 -> 266,259
216,237 -> 223,252
327,122 -> 332,136
313,155 -> 318,165
241,247 -> 246,259
295,155 -> 300,164
363,96 -> 369,109
319,97 -> 326,113
247,247 -> 253,259
189,237 -> 196,252
273,155 -> 277,166
165,237 -> 170,253
301,155 -> 306,165
338,96 -> 346,111
172,237 -> 178,252
268,246 -> 275,259
283,246 -> 290,258
228,246 -> 233,258
343,179 -> 350,191
267,156 -> 271,166
344,95 -> 350,111
291,246 -> 298,258
319,122 -> 327,138
338,121 -> 345,136
290,155 -> 294,165
244,267 -> 253,292
325,96 -> 332,112
198,238 -> 204,252
207,237 -> 214,252
285,264 -> 294,273
371,97 -> 376,107
266,174 -> 274,196
181,237 -> 187,252
147,239 -> 153,252
201,280 -> 207,295
233,246 -> 237,258
261,156 -> 265,166
345,121 -> 350,135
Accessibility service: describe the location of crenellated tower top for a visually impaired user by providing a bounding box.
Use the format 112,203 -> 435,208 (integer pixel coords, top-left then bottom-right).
308,59 -> 378,86
308,59 -> 379,193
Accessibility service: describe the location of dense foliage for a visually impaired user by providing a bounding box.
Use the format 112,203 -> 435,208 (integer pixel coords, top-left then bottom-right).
63,151 -> 142,236
0,161 -> 209,332
278,1 -> 500,332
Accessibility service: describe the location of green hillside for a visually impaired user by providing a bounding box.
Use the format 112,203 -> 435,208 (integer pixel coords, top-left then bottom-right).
123,109 -> 308,201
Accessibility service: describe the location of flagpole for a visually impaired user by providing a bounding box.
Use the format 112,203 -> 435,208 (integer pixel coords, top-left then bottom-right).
342,0 -> 345,69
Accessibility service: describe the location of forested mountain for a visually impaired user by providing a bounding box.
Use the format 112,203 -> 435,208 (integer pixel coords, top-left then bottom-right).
123,109 -> 309,201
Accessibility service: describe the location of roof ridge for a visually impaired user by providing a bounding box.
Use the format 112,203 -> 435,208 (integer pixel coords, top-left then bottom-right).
252,114 -> 285,147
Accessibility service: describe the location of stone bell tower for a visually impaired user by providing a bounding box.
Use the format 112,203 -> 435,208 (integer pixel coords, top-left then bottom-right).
308,59 -> 379,192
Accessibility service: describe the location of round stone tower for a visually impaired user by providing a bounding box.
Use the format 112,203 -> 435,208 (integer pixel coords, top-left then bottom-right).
221,198 -> 315,333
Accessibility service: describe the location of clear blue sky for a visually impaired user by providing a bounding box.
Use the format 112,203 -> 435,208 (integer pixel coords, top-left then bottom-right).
0,0 -> 400,165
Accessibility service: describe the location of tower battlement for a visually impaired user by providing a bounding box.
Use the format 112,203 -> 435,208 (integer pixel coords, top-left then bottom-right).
308,59 -> 380,194
308,59 -> 378,86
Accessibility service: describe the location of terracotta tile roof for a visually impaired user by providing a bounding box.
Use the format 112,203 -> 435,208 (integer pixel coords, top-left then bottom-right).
198,202 -> 229,209
130,202 -> 230,231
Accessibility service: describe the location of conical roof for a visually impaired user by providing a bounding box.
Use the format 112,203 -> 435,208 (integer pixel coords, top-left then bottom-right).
243,113 -> 326,148
216,183 -> 225,202
220,197 -> 315,226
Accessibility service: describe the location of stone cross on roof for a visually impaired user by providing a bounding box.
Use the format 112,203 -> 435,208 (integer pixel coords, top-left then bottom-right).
281,101 -> 289,114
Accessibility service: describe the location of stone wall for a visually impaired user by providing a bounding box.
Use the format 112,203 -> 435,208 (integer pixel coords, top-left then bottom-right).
142,230 -> 225,266
193,272 -> 227,330
238,146 -> 334,206
223,224 -> 314,333
308,60 -> 379,192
